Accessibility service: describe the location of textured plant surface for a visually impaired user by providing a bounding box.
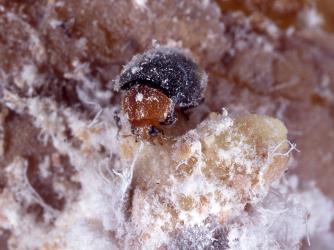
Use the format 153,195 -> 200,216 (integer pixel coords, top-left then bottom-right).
0,0 -> 334,249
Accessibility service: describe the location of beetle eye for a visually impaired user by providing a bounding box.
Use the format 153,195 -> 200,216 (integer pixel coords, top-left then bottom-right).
148,126 -> 160,136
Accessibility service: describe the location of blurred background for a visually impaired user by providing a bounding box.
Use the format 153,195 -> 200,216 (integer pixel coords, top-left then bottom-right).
0,0 -> 333,249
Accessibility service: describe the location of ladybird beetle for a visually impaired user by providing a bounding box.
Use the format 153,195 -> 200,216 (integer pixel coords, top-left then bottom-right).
117,46 -> 207,141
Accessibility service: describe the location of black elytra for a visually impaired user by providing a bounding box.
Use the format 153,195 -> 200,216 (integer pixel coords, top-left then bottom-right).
118,46 -> 207,108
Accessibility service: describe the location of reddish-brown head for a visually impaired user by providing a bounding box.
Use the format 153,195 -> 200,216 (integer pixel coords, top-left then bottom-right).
122,84 -> 174,140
